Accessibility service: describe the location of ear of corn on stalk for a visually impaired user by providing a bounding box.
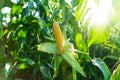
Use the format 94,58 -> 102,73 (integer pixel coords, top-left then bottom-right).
53,22 -> 65,53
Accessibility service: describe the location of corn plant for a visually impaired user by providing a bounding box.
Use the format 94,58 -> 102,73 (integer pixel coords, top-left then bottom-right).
0,0 -> 120,80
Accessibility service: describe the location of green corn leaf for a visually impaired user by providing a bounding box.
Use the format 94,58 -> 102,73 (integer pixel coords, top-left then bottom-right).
17,63 -> 28,69
53,55 -> 63,77
61,52 -> 86,77
75,0 -> 88,21
37,42 -> 57,54
110,64 -> 120,80
71,0 -> 79,7
87,25 -> 110,47
0,23 -> 2,39
59,0 -> 66,7
5,62 -> 13,78
12,4 -> 23,15
91,58 -> 111,80
75,33 -> 87,51
17,27 -> 27,38
40,64 -> 53,80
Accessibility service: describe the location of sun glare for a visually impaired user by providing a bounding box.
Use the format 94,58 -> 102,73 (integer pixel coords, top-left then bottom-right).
88,0 -> 114,25
92,8 -> 109,24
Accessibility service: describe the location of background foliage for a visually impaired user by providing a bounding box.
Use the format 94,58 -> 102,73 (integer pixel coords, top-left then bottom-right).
0,0 -> 120,80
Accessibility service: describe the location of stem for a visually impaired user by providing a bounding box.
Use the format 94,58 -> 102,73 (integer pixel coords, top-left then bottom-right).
63,24 -> 66,39
61,0 -> 66,39
62,7 -> 66,39
0,0 -> 4,39
72,68 -> 77,80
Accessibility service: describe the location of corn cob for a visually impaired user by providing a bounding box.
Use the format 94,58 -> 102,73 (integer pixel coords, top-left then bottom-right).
53,22 -> 65,52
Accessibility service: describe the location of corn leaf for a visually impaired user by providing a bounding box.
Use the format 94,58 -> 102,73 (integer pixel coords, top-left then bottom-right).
110,64 -> 120,80
12,4 -> 23,15
87,25 -> 110,47
54,55 -> 63,77
61,52 -> 86,77
91,58 -> 111,80
37,42 -> 57,54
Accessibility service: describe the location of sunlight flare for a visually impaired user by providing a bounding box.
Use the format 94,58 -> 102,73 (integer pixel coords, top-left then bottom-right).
88,0 -> 114,24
